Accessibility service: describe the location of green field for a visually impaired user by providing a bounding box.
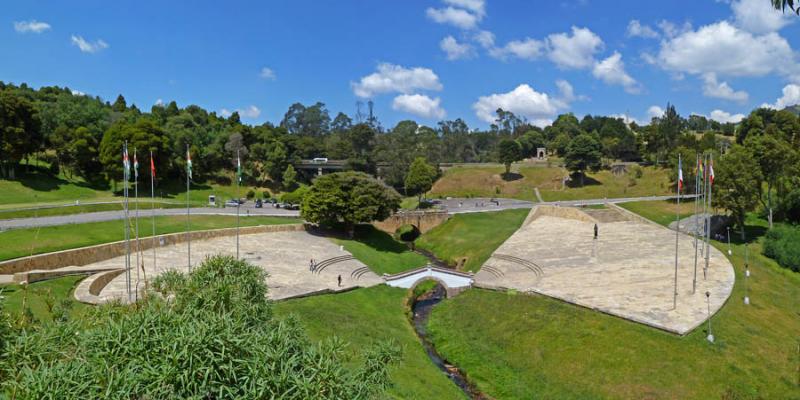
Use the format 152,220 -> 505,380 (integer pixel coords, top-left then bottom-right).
429,165 -> 672,202
333,225 -> 428,275
1,275 -> 89,323
416,209 -> 529,272
618,199 -> 697,227
274,285 -> 465,400
0,215 -> 302,261
426,210 -> 800,399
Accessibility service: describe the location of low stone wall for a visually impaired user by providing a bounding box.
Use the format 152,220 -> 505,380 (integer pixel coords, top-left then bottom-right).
74,269 -> 127,305
373,211 -> 450,235
523,205 -> 598,227
0,223 -> 305,275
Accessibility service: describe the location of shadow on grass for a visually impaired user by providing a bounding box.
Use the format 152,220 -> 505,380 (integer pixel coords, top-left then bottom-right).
11,165 -> 109,193
501,172 -> 523,182
566,174 -> 601,188
308,224 -> 409,254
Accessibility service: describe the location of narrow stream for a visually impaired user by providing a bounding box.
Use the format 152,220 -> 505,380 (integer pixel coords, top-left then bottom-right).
410,283 -> 486,399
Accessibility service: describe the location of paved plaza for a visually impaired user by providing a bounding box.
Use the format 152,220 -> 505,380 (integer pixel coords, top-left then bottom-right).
79,231 -> 382,302
475,206 -> 735,334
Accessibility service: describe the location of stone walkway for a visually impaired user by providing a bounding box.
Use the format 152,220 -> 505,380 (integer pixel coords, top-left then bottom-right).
475,206 -> 735,335
76,231 -> 382,302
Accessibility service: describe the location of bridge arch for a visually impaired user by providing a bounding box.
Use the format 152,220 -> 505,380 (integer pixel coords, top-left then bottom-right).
383,265 -> 473,297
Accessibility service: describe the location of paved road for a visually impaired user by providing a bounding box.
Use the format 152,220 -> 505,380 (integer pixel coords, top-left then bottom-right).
0,205 -> 300,230
0,194 -> 698,230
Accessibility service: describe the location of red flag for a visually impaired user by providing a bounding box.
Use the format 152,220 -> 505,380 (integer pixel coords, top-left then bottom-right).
150,155 -> 156,179
709,160 -> 715,185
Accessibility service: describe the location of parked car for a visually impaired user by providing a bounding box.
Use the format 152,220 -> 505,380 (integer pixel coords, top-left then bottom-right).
255,199 -> 263,208
224,200 -> 240,207
285,203 -> 300,210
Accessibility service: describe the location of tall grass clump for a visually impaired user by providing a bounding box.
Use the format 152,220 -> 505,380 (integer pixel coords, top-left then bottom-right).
763,225 -> 800,272
0,255 -> 400,399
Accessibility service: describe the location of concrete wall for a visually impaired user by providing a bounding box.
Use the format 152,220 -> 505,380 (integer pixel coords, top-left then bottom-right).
0,223 -> 305,275
74,269 -> 126,305
373,211 -> 450,235
523,205 -> 599,227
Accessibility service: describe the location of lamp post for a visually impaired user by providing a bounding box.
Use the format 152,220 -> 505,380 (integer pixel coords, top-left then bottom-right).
744,264 -> 750,305
727,226 -> 732,255
706,291 -> 714,343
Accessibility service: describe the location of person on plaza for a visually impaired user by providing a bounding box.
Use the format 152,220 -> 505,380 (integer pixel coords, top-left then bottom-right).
337,274 -> 342,287
594,224 -> 599,240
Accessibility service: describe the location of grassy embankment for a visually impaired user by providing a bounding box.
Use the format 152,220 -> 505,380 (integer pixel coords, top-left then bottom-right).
331,225 -> 428,275
429,165 -> 672,202
618,199 -> 697,227
416,208 -> 529,272
0,215 -> 301,261
1,276 -> 89,322
274,285 -> 465,400
426,205 -> 800,399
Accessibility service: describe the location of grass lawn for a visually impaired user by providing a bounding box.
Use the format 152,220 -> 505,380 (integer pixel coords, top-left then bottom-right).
1,275 -> 90,323
274,285 -> 465,400
618,199 -> 697,227
429,165 -> 672,202
0,201 -> 190,220
332,225 -> 428,275
416,208 -> 529,272
400,197 -> 420,210
427,207 -> 800,399
0,215 -> 302,261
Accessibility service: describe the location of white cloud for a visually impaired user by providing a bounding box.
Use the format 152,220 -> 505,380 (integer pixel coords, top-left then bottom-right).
220,105 -> 261,119
70,35 -> 108,53
440,36 -> 474,60
352,63 -> 443,98
701,73 -> 748,102
70,89 -> 85,96
489,37 -> 545,61
443,0 -> 485,17
627,20 -> 659,38
658,20 -> 693,38
426,6 -> 480,29
546,26 -> 604,69
762,83 -> 800,109
592,52 -> 641,94
474,30 -> 495,48
710,109 -> 746,123
13,20 -> 51,33
657,21 -> 795,78
473,83 -> 567,127
155,99 -> 164,106
392,94 -> 446,119
647,105 -> 665,119
732,0 -> 793,34
259,67 -> 276,80
555,80 -> 576,103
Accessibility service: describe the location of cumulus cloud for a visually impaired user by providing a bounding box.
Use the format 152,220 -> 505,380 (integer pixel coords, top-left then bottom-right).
656,21 -> 795,78
392,94 -> 446,119
426,6 -> 480,29
710,109 -> 746,123
70,89 -> 86,96
155,98 -> 164,106
70,35 -> 108,53
657,20 -> 693,38
352,63 -> 442,98
732,0 -> 793,34
474,30 -> 495,48
647,105 -> 665,119
592,52 -> 641,94
440,36 -> 474,60
13,20 -> 50,33
762,83 -> 800,109
546,26 -> 604,69
220,105 -> 261,119
473,83 -> 568,127
443,0 -> 485,17
701,73 -> 748,102
627,20 -> 659,38
489,37 -> 544,61
259,67 -> 276,80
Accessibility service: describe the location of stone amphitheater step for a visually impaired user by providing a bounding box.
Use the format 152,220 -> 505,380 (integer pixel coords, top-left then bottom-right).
491,253 -> 544,276
480,264 -> 504,278
313,255 -> 355,274
350,266 -> 372,280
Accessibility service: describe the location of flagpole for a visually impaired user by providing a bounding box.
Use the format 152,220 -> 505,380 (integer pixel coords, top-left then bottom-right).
692,153 -> 700,294
236,148 -> 240,260
673,154 -> 681,310
134,149 -> 140,302
123,142 -> 131,302
150,151 -> 157,278
704,153 -> 714,279
186,144 -> 191,272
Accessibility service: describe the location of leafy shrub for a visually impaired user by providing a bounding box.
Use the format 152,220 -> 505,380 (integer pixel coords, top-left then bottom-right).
762,226 -> 800,272
1,255 -> 399,399
263,190 -> 271,199
246,189 -> 255,199
280,184 -> 310,204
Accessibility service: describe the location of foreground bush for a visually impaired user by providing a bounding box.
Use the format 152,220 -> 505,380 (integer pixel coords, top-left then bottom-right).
762,225 -> 800,272
1,255 -> 399,399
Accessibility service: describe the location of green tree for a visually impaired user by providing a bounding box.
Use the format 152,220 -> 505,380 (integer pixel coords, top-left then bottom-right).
302,171 -> 400,237
0,90 -> 42,178
111,94 -> 127,112
404,157 -> 437,204
282,164 -> 297,191
745,134 -> 794,227
497,139 -> 522,175
564,133 -> 602,186
98,119 -> 168,187
714,145 -> 763,239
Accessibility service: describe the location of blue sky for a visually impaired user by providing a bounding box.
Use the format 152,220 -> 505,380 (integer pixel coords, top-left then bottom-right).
3,0 -> 800,128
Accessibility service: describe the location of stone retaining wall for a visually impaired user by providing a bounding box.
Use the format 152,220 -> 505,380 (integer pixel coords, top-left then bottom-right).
74,269 -> 127,305
0,223 -> 305,275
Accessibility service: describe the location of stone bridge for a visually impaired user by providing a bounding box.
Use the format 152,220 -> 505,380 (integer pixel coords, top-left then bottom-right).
383,265 -> 473,297
373,210 -> 450,235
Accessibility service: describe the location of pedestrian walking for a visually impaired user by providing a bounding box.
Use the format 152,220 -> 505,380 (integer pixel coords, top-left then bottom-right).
309,258 -> 314,272
337,274 -> 342,287
594,224 -> 598,240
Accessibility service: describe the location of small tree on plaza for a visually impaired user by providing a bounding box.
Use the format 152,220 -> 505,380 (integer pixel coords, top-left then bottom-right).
714,145 -> 763,239
497,139 -> 522,175
302,171 -> 401,237
404,157 -> 437,205
564,133 -> 602,186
